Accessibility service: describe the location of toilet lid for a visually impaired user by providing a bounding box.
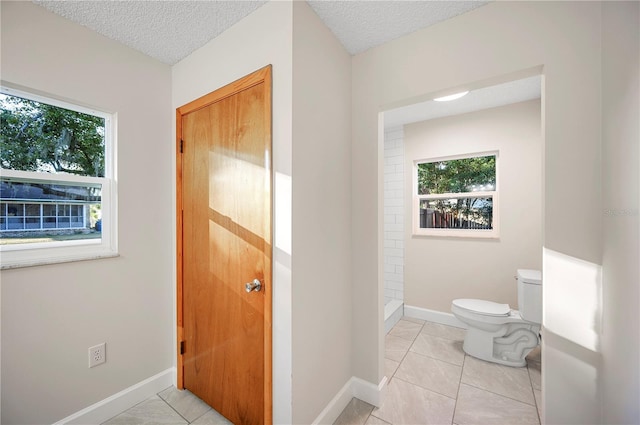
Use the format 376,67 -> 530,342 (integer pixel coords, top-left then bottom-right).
452,299 -> 511,316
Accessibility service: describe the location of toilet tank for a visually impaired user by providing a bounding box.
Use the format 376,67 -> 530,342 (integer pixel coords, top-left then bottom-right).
517,269 -> 542,324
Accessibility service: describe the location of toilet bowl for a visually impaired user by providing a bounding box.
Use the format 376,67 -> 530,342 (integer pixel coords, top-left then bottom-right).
451,269 -> 542,367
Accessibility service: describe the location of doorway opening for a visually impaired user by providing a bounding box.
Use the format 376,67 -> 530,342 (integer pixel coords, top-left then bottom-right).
379,72 -> 544,420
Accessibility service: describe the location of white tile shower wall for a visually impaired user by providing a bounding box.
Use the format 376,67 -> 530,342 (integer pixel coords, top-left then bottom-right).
384,126 -> 405,304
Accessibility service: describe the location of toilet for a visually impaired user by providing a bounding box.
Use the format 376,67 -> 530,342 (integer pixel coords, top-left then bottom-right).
451,269 -> 542,367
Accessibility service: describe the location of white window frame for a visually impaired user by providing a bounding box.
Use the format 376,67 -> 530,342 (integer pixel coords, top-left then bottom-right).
413,151 -> 499,239
0,85 -> 118,269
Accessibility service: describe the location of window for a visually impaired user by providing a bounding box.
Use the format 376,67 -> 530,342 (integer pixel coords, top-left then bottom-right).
0,86 -> 116,268
413,152 -> 498,238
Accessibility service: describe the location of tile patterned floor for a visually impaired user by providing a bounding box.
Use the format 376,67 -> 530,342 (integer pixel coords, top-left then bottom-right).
101,387 -> 231,425
104,317 -> 542,425
334,317 -> 542,425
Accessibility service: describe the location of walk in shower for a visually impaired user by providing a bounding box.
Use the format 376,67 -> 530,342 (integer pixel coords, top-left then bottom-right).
383,126 -> 405,332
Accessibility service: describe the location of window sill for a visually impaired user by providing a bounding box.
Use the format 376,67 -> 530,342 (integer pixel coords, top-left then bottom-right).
413,229 -> 499,239
0,243 -> 119,269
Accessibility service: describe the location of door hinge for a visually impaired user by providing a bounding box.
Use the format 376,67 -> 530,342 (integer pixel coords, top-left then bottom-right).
179,340 -> 185,355
180,139 -> 184,153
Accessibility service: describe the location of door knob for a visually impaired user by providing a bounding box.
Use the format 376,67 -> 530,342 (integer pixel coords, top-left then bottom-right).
245,279 -> 262,293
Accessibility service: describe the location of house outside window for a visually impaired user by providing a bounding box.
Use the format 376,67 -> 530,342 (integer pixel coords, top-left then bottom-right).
1,182 -> 98,231
0,86 -> 117,268
413,152 -> 498,238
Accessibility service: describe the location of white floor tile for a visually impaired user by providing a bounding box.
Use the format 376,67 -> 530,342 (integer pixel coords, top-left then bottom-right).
385,334 -> 412,362
333,398 -> 374,425
421,321 -> 466,341
528,360 -> 541,391
365,414 -> 391,424
158,387 -> 212,422
454,384 -> 540,425
388,320 -> 423,341
410,332 -> 465,366
372,377 -> 455,425
462,355 -> 535,405
395,351 -> 462,398
384,358 -> 400,382
102,396 -> 187,425
191,409 -> 233,424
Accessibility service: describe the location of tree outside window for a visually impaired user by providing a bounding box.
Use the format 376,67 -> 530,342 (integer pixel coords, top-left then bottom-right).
0,87 -> 116,268
414,153 -> 498,237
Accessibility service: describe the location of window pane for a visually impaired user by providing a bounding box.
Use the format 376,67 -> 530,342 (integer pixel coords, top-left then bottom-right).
1,178 -> 101,243
0,93 -> 105,177
7,217 -> 23,230
42,204 -> 56,216
1,180 -> 100,203
58,204 -> 70,217
0,89 -> 114,265
25,204 -> 40,216
419,197 -> 493,229
417,155 -> 496,195
43,217 -> 56,229
7,204 -> 23,216
25,218 -> 40,229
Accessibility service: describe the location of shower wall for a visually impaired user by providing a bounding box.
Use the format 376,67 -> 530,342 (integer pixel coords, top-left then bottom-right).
383,126 -> 405,304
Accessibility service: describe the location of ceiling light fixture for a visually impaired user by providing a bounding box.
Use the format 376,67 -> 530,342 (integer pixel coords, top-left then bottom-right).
433,91 -> 469,102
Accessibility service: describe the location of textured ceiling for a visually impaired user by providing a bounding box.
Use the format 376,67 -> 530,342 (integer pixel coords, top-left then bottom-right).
33,1 -> 268,65
33,0 -> 487,65
308,1 -> 487,55
33,0 -> 531,122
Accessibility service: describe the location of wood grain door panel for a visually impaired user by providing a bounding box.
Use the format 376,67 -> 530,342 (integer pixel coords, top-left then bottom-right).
177,66 -> 272,425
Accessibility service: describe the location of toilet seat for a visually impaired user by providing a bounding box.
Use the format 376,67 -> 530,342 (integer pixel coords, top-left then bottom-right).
452,298 -> 511,316
451,298 -> 525,326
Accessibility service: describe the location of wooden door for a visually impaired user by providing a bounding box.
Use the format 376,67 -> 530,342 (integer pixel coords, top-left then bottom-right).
177,66 -> 272,425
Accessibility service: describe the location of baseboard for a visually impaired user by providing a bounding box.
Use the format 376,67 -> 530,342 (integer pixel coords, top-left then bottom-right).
53,368 -> 175,425
404,304 -> 467,329
352,375 -> 387,408
312,375 -> 387,424
384,300 -> 404,334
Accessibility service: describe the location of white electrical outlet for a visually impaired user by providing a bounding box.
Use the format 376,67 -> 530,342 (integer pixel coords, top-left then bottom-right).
88,343 -> 106,368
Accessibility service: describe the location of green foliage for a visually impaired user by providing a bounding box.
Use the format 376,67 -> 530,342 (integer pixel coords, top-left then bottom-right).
0,94 -> 105,177
417,155 -> 495,195
420,197 -> 493,228
418,156 -> 496,228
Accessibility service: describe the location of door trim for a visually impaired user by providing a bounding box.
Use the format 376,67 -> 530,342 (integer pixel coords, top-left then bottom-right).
176,65 -> 272,423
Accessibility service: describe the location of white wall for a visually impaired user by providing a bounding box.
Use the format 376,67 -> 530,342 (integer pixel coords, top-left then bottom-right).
404,100 -> 542,313
351,2 -> 608,423
601,2 -> 640,423
5,2 -> 637,424
383,127 -> 405,304
171,2 -> 294,422
0,2 -> 173,424
173,3 -> 354,422
291,3 -> 352,422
